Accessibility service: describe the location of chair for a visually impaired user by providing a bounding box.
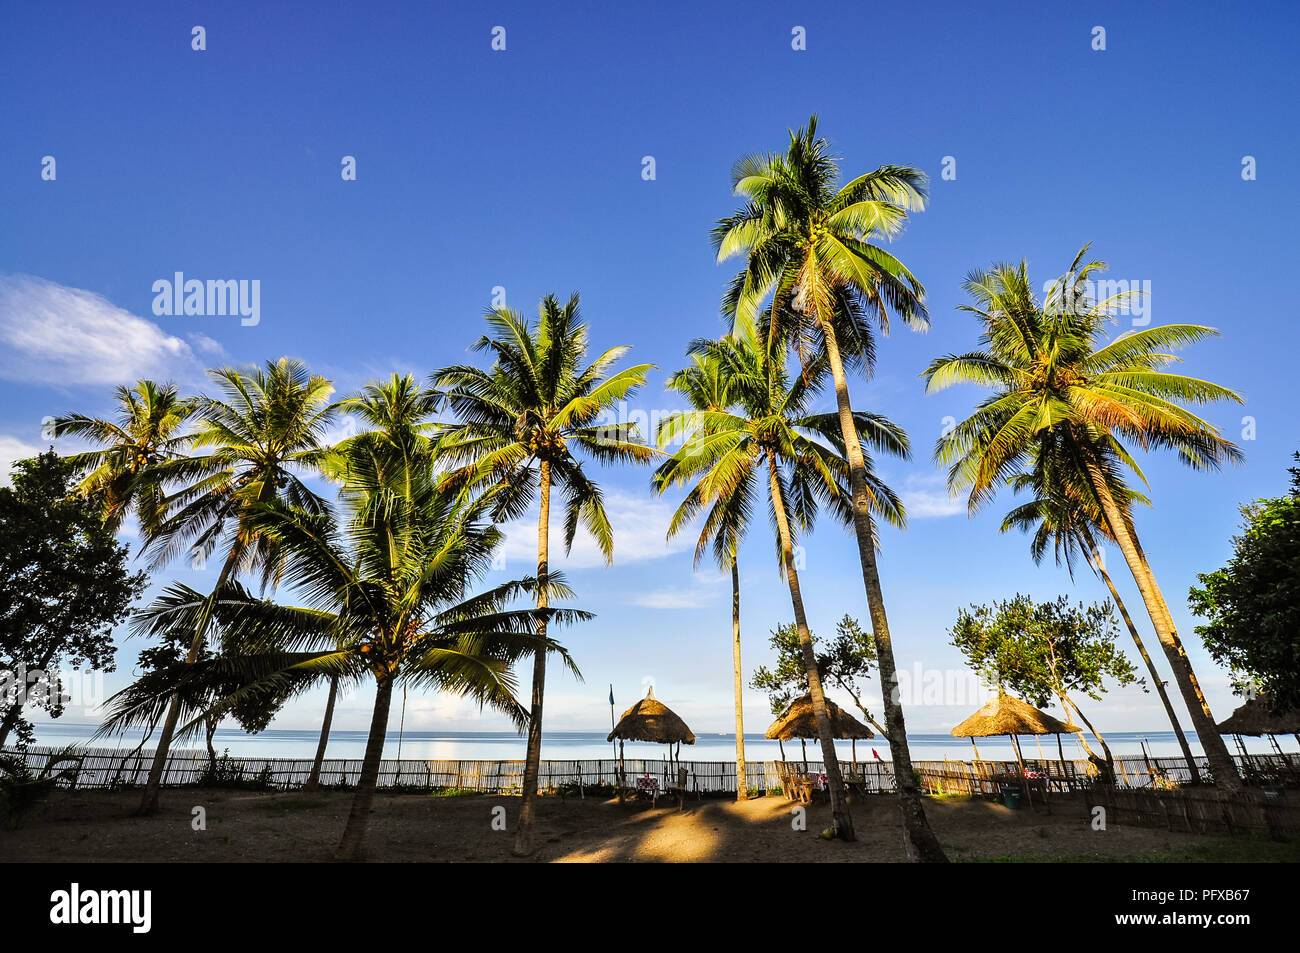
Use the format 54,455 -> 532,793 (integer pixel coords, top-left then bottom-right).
669,766 -> 695,811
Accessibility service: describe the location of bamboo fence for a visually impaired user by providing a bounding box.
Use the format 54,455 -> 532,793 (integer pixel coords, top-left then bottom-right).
6,745 -> 1297,798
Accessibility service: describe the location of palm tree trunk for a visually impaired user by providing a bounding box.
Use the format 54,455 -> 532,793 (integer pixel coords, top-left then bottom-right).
305,674 -> 340,792
1084,542 -> 1200,783
818,318 -> 946,861
514,458 -> 550,855
204,718 -> 217,764
731,556 -> 748,800
767,457 -> 854,840
337,673 -> 394,860
1087,468 -> 1240,791
139,550 -> 238,814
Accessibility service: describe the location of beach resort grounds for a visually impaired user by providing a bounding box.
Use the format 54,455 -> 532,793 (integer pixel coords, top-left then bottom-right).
5,788 -> 1298,863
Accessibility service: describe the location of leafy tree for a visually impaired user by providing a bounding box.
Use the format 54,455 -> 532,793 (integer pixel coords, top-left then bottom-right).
657,330 -> 907,840
50,380 -> 194,535
1001,458 -> 1201,780
134,357 -> 337,813
133,608 -> 290,762
101,440 -> 578,860
0,452 -> 146,748
432,294 -> 654,855
1190,451 -> 1300,712
309,372 -> 442,789
751,615 -> 886,736
714,116 -> 947,861
927,246 -> 1246,790
652,351 -> 753,798
949,594 -> 1141,773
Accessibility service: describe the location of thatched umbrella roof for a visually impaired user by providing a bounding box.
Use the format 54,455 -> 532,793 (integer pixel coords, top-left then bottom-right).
950,694 -> 1080,738
607,687 -> 695,745
1216,696 -> 1300,736
765,693 -> 875,741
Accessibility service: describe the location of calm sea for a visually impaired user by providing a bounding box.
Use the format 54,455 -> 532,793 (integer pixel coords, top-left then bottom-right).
28,723 -> 1292,762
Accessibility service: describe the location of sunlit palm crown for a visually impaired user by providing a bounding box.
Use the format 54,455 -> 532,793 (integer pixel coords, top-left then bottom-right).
431,293 -> 656,560
652,330 -> 908,568
147,357 -> 339,585
713,114 -> 928,367
101,438 -> 585,740
323,372 -> 441,493
50,379 -> 194,533
925,245 -> 1243,515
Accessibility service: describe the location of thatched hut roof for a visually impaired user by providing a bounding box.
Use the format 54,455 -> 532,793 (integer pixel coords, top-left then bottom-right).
1216,696 -> 1300,736
950,694 -> 1079,738
607,687 -> 695,745
765,693 -> 875,741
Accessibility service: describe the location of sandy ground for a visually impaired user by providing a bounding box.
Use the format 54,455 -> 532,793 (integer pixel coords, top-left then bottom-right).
2,789 -> 1294,862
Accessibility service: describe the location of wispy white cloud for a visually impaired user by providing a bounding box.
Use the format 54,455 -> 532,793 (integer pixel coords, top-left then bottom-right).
187,332 -> 226,358
631,587 -> 718,610
0,275 -> 200,387
0,434 -> 42,485
899,473 -> 965,519
493,488 -> 691,570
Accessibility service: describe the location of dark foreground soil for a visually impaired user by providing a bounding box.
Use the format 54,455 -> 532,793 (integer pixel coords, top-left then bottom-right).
3,789 -> 1296,862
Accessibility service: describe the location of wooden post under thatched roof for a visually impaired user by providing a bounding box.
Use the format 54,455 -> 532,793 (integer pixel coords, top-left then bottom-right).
607,687 -> 695,791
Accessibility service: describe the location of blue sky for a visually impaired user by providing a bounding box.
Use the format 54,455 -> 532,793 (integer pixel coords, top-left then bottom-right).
2,0 -> 1297,742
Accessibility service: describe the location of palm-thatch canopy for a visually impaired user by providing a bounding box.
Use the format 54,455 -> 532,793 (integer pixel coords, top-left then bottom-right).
1216,696 -> 1300,737
951,694 -> 1080,738
765,693 -> 875,741
607,687 -> 695,745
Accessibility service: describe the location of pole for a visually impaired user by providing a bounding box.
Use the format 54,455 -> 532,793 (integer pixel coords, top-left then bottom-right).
1010,734 -> 1025,770
395,683 -> 408,786
609,684 -> 616,757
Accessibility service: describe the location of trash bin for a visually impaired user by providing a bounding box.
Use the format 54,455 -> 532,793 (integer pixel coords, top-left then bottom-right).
1001,786 -> 1022,810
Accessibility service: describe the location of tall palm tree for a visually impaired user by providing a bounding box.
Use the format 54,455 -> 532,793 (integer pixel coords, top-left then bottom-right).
101,442 -> 579,860
305,372 -> 443,790
135,357 -> 338,812
431,293 -> 656,854
713,116 -> 947,860
926,246 -> 1245,789
656,331 -> 909,839
1002,457 -> 1201,781
652,352 -> 751,798
50,379 -> 194,534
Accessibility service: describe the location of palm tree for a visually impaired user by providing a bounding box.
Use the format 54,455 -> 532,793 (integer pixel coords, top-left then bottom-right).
431,293 -> 656,854
1001,455 -> 1201,781
655,331 -> 909,839
652,352 -> 751,798
926,246 -> 1245,789
713,116 -> 947,859
50,379 -> 194,534
101,442 -> 579,860
135,357 -> 338,812
294,373 -> 441,791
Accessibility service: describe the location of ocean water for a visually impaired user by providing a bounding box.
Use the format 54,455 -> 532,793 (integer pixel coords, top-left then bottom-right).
28,722 -> 1295,762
